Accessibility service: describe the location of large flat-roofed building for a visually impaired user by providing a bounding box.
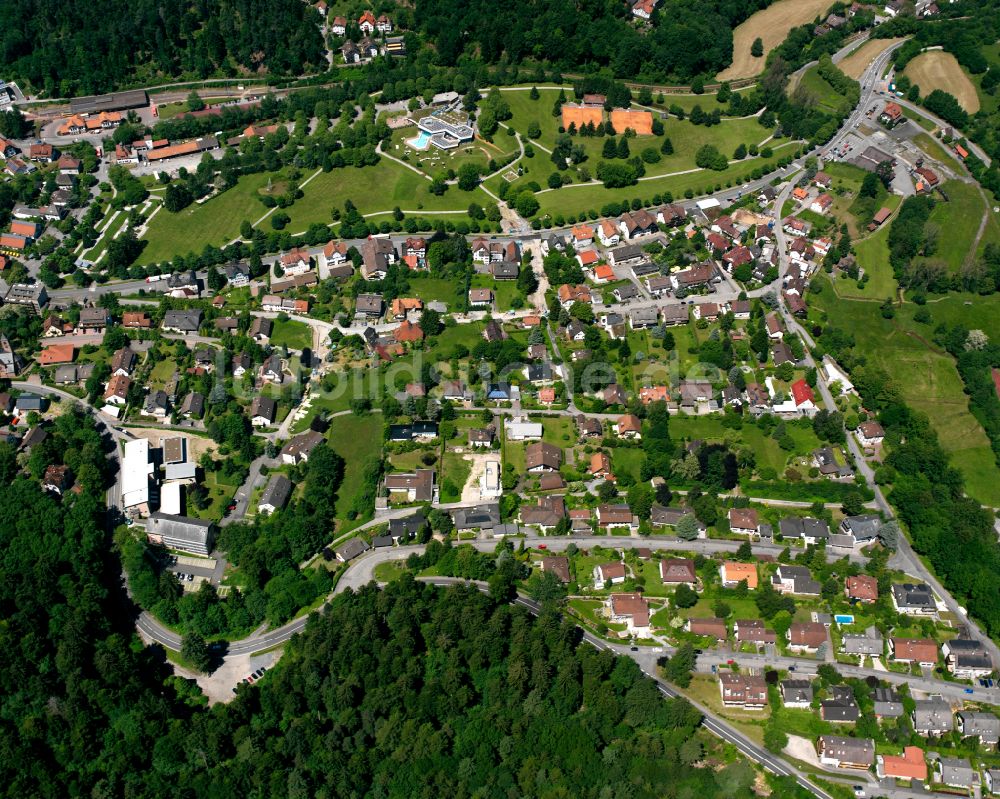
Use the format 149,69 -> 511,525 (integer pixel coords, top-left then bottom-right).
70,89 -> 148,115
121,438 -> 155,516
146,513 -> 214,556
416,114 -> 474,150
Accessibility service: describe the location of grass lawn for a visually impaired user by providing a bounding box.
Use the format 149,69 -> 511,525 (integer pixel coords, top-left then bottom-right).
611,447 -> 646,482
269,319 -> 312,351
469,274 -> 524,311
540,415 -> 574,446
919,180 -> 984,273
147,358 -> 178,389
408,275 -> 464,308
140,171 -> 274,263
284,160 -> 494,231
83,210 -> 130,262
568,598 -> 626,633
326,412 -> 383,523
190,470 -> 237,522
439,450 -> 473,502
809,276 -> 1000,505
528,149 -> 790,220
426,321 -> 485,364
795,66 -> 850,115
504,439 -> 526,475
846,223 -> 897,300
913,132 -> 959,168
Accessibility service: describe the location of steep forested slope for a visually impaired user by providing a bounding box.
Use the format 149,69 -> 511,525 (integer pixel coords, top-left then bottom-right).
0,0 -> 325,95
415,0 -> 775,81
0,413 -> 769,798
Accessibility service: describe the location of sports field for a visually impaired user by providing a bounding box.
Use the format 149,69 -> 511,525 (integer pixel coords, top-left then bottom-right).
561,105 -> 603,129
903,51 -> 980,113
838,38 -> 906,79
717,0 -> 832,80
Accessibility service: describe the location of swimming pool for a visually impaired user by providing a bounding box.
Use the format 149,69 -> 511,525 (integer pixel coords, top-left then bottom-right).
407,131 -> 432,150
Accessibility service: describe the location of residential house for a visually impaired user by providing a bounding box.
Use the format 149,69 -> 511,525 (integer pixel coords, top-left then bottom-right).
842,631 -> 885,658
540,556 -> 571,583
593,562 -> 627,588
659,558 -> 696,585
384,469 -> 436,503
618,209 -> 659,239
734,619 -> 776,645
840,514 -> 882,547
122,312 -> 151,329
336,538 -> 370,563
817,736 -> 874,770
520,496 -> 566,531
943,639 -> 993,679
821,686 -> 860,723
718,672 -> 768,709
162,310 -> 202,334
589,451 -> 613,479
846,575 -> 878,603
778,516 -> 830,545
280,430 -> 324,465
729,507 -> 759,537
249,396 -> 276,427
597,504 -> 636,531
143,390 -> 169,418
787,622 -> 827,652
871,687 -> 904,718
773,565 -> 822,596
355,293 -> 384,319
688,617 -> 728,639
629,307 -> 659,329
179,391 -> 204,419
525,441 -> 561,472
571,224 -> 594,247
890,637 -> 938,667
616,413 -> 642,439
856,421 -> 885,448
598,219 -> 621,247
912,698 -> 954,735
258,474 -> 292,515
957,711 -> 1000,746
451,504 -> 501,532
780,679 -> 814,708
720,561 -> 757,588
934,757 -> 980,790
102,374 -> 131,406
891,583 -> 936,615
606,593 -> 650,635
557,283 -> 592,308
469,288 -> 494,306
360,237 -> 395,280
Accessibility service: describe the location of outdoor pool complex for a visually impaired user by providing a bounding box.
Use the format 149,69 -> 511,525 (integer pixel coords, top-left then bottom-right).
407,130 -> 432,150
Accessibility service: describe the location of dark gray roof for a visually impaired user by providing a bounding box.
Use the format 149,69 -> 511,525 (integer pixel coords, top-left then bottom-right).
892,582 -> 935,610
147,513 -> 213,548
388,511 -> 426,539
336,537 -> 370,562
452,504 -> 500,530
162,309 -> 202,332
260,474 -> 292,511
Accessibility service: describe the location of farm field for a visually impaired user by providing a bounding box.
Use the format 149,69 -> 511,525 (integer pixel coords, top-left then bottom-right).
808,276 -> 1000,505
838,38 -> 906,80
717,0 -> 832,80
903,51 -> 980,113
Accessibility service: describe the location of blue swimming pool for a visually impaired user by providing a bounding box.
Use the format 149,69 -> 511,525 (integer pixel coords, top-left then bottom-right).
407,131 -> 432,150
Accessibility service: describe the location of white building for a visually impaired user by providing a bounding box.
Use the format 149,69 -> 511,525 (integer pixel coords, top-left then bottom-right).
121,438 -> 155,516
480,460 -> 502,499
506,418 -> 543,440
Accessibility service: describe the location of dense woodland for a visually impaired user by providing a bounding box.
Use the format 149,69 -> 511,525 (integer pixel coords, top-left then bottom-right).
0,0 -> 325,95
0,427 -> 784,799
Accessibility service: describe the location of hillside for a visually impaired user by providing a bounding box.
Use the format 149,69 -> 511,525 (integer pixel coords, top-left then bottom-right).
0,0 -> 325,95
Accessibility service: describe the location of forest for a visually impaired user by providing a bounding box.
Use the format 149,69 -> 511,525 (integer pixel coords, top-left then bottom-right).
0,420 -> 782,799
0,0 -> 325,95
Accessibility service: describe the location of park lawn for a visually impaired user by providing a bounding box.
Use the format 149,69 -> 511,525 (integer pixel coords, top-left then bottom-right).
291,368 -> 382,433
326,412 -> 383,522
917,180 -> 984,273
540,415 -> 574,446
408,275 -> 464,308
842,223 -> 897,300
646,86 -> 758,115
284,160 -> 495,231
439,450 -> 473,502
269,319 -> 312,351
190,470 -> 237,522
531,151 -> 789,220
140,171 -> 274,263
611,447 -> 646,482
83,210 -> 130,262
809,276 -> 1000,505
